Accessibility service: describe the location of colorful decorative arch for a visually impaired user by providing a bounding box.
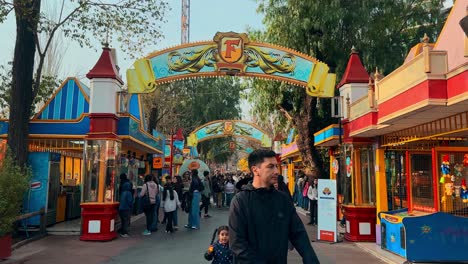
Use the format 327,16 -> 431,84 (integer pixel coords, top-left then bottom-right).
127,32 -> 336,97
186,120 -> 272,148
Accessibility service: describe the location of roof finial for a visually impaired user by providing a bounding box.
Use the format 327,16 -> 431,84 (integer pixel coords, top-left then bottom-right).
102,25 -> 110,49
374,67 -> 383,81
351,46 -> 357,54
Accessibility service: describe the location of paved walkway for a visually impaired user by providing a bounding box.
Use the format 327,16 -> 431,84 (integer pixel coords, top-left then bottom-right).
3,207 -> 402,264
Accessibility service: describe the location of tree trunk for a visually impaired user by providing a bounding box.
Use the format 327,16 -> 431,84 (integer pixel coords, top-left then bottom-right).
294,96 -> 325,178
147,107 -> 158,133
8,0 -> 41,166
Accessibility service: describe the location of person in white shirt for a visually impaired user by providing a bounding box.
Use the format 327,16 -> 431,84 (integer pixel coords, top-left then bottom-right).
161,184 -> 181,233
307,178 -> 318,225
224,177 -> 236,207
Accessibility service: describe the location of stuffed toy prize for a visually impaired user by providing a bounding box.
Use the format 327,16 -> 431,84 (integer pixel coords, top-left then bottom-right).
441,154 -> 450,175
461,179 -> 468,203
454,163 -> 463,177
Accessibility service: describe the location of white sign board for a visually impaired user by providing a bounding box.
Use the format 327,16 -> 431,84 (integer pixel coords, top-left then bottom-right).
317,179 -> 337,242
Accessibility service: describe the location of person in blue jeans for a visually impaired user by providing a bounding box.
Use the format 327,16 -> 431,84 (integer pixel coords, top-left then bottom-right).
172,176 -> 184,229
150,175 -> 162,232
118,173 -> 133,238
185,169 -> 203,230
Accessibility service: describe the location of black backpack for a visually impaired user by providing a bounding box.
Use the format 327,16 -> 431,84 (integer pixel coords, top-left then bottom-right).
181,192 -> 191,213
212,177 -> 221,192
199,179 -> 205,192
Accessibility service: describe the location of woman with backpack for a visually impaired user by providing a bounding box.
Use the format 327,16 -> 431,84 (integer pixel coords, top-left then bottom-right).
150,175 -> 162,232
185,169 -> 204,230
139,174 -> 158,236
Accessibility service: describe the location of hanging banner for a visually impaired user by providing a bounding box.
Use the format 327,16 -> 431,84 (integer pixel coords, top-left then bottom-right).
317,179 -> 337,242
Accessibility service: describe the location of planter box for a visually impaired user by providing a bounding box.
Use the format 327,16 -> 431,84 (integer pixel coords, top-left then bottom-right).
0,234 -> 12,259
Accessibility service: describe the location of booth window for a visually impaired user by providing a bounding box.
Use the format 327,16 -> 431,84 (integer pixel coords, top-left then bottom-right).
409,153 -> 434,212
385,151 -> 407,210
358,148 -> 376,205
83,140 -> 120,203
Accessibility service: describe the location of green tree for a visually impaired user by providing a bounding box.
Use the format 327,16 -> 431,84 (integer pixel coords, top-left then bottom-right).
249,0 -> 445,174
0,0 -> 169,166
142,77 -> 243,164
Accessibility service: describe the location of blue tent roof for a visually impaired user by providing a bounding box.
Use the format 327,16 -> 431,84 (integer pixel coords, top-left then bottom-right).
35,77 -> 90,120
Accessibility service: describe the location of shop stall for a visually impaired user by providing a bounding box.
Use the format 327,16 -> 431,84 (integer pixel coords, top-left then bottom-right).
0,48 -> 164,239
316,47 -> 379,242
0,77 -> 91,227
379,146 -> 468,260
339,1 -> 468,261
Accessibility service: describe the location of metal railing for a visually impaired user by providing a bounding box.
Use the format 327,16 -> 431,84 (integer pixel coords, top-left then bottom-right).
13,207 -> 47,249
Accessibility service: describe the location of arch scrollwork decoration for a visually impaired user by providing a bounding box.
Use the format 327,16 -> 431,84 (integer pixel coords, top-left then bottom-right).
127,32 -> 335,97
186,120 -> 272,148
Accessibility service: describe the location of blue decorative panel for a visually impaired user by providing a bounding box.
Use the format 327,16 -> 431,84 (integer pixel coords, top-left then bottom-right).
0,117 -> 90,136
36,78 -> 89,120
403,212 -> 468,262
314,125 -> 342,146
30,117 -> 90,135
117,117 -> 164,154
128,94 -> 141,120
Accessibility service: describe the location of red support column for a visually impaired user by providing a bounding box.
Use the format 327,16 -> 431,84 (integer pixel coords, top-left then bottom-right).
432,148 -> 439,212
406,151 -> 412,213
169,130 -> 174,177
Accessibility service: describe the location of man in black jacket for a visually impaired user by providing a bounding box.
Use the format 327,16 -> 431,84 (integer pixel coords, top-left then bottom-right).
229,149 -> 320,264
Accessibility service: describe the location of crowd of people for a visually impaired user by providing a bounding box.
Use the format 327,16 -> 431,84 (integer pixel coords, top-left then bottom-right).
117,149 -> 320,263
293,170 -> 319,226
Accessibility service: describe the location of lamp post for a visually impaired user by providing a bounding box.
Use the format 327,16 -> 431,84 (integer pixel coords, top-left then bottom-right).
169,128 -> 174,177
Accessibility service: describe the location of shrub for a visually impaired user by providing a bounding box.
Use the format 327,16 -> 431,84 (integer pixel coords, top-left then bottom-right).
0,151 -> 31,236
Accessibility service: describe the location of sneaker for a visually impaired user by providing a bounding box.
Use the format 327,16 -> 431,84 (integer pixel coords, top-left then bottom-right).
120,233 -> 130,238
142,230 -> 151,236
191,226 -> 199,230
173,226 -> 178,230
204,214 -> 211,218
184,224 -> 191,229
